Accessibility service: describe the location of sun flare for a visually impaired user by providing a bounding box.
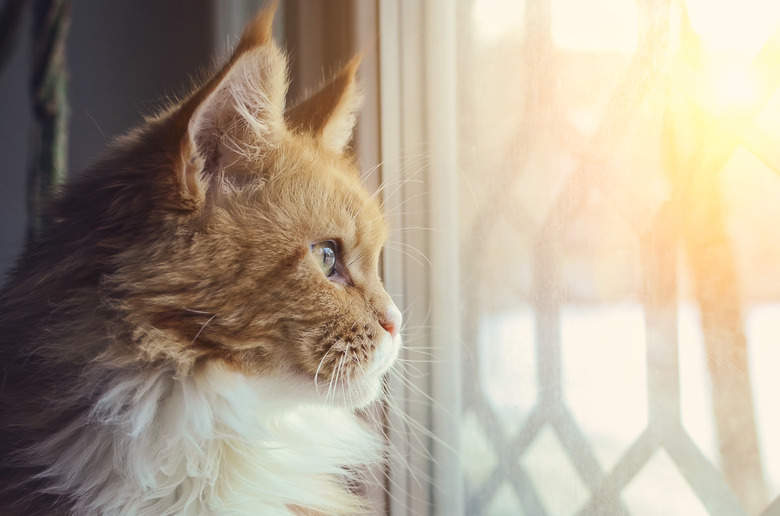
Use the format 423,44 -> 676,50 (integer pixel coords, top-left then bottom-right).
686,0 -> 780,56
709,62 -> 760,112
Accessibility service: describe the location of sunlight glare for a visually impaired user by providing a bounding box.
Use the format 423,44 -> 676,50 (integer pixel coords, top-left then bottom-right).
708,62 -> 760,113
686,0 -> 780,56
551,0 -> 638,52
472,0 -> 526,42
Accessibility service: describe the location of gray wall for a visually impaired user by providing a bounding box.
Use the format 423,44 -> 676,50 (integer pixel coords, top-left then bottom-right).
0,0 -> 214,276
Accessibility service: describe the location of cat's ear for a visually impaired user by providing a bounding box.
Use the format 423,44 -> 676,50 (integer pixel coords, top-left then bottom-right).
285,55 -> 363,154
170,1 -> 287,205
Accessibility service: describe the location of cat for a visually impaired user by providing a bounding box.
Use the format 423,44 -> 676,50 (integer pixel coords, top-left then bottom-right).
0,3 -> 401,515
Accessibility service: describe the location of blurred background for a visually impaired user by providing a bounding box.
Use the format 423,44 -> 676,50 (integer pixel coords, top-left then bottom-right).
0,0 -> 212,273
451,0 -> 780,515
380,1 -> 780,515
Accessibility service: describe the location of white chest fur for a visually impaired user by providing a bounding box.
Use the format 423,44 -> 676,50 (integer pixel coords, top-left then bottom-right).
28,364 -> 382,515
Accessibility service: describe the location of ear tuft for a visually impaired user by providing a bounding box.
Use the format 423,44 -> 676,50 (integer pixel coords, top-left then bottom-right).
233,1 -> 278,59
285,54 -> 363,154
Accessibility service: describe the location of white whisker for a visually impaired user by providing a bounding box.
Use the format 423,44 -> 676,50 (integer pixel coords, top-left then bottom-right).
190,314 -> 217,346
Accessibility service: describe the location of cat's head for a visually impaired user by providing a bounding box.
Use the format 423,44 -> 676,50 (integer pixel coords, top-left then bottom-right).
82,4 -> 400,408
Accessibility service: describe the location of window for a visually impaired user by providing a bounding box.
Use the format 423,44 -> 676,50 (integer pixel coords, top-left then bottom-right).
379,1 -> 780,515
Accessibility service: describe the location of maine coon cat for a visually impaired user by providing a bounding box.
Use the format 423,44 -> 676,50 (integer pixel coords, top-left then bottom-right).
0,4 -> 401,515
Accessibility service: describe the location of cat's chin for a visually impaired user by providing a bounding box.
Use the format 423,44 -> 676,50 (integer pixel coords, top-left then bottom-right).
226,333 -> 400,410
368,331 -> 401,376
322,374 -> 384,409
315,331 -> 401,409
256,369 -> 384,410
340,331 -> 401,408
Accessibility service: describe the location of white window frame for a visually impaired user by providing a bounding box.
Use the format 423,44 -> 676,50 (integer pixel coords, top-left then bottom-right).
379,2 -> 462,515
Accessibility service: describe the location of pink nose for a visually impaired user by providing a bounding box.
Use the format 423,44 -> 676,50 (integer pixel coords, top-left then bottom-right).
381,320 -> 397,338
380,305 -> 402,338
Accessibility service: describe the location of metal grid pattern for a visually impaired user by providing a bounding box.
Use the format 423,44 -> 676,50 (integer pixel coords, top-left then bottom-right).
458,1 -> 780,514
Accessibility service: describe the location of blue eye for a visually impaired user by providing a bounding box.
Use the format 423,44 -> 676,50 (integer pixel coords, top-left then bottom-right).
311,241 -> 337,277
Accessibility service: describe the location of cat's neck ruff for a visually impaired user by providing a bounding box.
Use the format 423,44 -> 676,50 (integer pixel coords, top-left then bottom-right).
28,362 -> 382,515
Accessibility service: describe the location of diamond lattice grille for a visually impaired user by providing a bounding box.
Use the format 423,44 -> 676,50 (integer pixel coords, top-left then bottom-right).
458,0 -> 780,514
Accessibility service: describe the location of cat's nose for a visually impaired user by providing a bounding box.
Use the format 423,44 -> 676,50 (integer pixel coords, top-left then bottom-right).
380,304 -> 402,339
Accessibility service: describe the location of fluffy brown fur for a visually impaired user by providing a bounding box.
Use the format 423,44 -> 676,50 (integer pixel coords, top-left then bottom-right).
0,4 -> 400,515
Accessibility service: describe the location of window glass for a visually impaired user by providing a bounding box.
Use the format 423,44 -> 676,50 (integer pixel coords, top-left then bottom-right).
454,0 -> 780,514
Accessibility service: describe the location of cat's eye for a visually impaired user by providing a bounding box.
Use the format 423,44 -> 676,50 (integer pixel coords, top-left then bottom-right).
311,241 -> 337,277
